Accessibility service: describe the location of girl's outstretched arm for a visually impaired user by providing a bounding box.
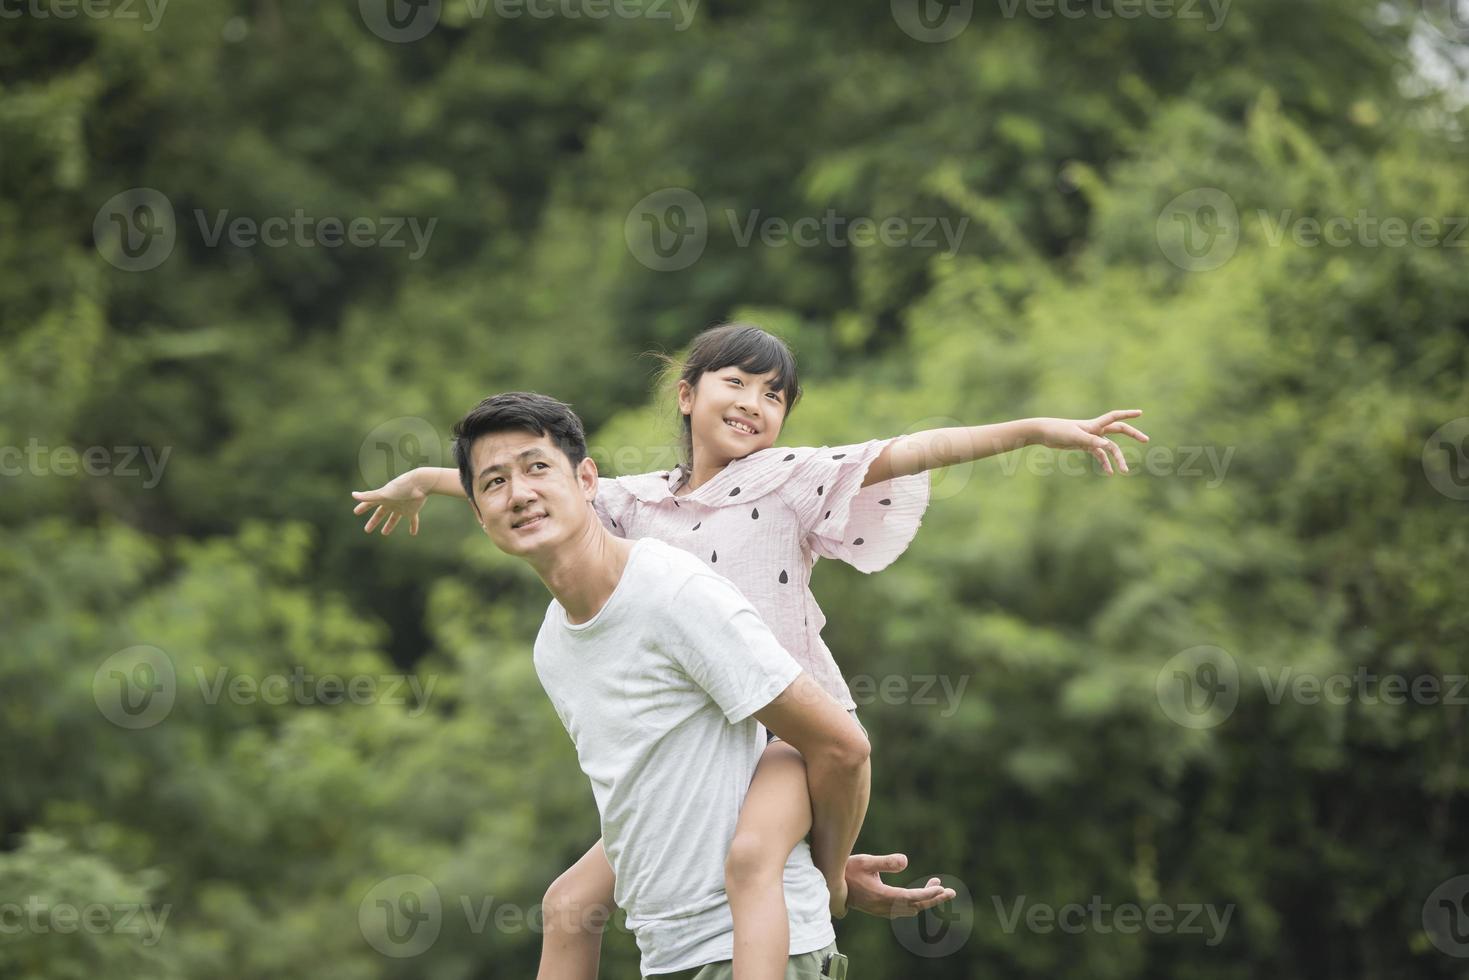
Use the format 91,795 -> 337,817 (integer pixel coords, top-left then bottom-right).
351,466 -> 465,536
862,410 -> 1150,487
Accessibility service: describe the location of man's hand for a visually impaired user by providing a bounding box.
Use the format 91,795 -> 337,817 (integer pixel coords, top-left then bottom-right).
843,853 -> 956,918
1029,410 -> 1149,476
352,468 -> 433,536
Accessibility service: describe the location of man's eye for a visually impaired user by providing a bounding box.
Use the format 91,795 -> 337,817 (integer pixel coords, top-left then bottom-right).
725,377 -> 743,385
532,462 -> 549,470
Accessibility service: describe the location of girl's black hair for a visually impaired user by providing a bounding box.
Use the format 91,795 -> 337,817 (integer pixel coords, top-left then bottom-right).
657,323 -> 802,469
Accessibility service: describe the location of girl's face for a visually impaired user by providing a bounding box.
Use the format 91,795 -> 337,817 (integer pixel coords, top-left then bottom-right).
677,365 -> 789,466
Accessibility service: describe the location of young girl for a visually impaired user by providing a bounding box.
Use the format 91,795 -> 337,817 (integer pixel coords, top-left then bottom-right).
351,323 -> 1147,978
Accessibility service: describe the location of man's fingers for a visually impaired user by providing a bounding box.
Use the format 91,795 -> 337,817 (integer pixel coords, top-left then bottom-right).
909,891 -> 955,912
869,853 -> 908,872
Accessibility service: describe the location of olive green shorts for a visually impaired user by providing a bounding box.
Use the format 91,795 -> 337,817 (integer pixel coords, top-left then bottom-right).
651,941 -> 840,980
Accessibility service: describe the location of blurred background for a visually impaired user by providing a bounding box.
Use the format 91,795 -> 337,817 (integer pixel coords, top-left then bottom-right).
3,0 -> 1469,977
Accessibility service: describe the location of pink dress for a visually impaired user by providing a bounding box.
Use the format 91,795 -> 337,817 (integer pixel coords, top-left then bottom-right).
594,439 -> 930,709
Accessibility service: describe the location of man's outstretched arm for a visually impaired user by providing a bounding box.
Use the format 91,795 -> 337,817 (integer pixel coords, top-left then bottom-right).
753,674 -> 871,915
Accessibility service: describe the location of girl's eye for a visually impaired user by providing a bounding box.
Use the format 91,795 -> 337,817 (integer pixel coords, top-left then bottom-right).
532,462 -> 549,470
725,377 -> 743,386
766,392 -> 781,401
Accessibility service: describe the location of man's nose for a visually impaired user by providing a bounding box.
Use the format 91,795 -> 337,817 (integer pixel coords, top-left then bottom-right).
506,474 -> 538,506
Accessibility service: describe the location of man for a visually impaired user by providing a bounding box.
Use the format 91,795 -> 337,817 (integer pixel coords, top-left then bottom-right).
452,392 -> 954,978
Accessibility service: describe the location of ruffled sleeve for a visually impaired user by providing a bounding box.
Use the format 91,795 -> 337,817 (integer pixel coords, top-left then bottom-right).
776,439 -> 930,573
593,477 -> 635,537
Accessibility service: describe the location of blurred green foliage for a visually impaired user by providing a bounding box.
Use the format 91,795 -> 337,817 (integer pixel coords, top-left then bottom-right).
2,1 -> 1467,977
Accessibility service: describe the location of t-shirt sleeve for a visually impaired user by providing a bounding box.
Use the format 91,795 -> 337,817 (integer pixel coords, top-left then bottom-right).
664,572 -> 803,724
592,477 -> 633,538
777,439 -> 930,573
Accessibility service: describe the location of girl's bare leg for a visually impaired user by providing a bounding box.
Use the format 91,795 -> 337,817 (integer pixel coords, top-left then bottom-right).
537,838 -> 616,980
724,740 -> 813,980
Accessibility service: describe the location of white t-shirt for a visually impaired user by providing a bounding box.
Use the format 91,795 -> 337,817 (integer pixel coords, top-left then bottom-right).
533,537 -> 836,975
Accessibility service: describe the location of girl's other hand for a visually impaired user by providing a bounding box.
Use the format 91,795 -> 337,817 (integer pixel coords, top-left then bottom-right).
1031,410 -> 1149,475
351,468 -> 432,536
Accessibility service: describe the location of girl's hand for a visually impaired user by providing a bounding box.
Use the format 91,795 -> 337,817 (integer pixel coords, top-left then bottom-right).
352,468 -> 433,536
1031,410 -> 1149,475
828,874 -> 850,920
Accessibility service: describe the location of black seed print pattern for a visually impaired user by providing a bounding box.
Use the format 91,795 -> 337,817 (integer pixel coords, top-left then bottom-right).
879,499 -> 891,505
816,485 -> 823,496
779,570 -> 789,584
691,522 -> 701,531
711,550 -> 717,563
853,538 -> 864,545
729,487 -> 740,497
833,453 -> 846,459
751,507 -> 759,520
784,454 -> 795,461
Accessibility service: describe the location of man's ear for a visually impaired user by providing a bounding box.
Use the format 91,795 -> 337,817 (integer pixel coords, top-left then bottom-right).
577,454 -> 599,499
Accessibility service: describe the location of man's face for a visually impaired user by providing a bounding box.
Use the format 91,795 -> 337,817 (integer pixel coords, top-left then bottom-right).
467,429 -> 596,558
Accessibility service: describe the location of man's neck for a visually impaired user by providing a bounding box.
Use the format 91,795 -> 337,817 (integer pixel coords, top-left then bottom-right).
529,521 -> 636,625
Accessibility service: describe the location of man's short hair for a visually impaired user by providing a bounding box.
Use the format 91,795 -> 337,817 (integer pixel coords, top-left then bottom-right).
450,392 -> 590,502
